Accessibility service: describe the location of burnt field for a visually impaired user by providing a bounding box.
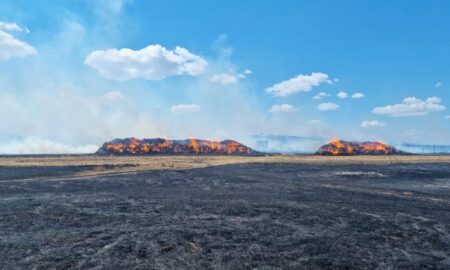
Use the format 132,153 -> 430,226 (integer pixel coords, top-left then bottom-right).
0,157 -> 449,269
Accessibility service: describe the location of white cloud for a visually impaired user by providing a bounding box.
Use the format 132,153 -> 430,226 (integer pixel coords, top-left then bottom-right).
373,96 -> 446,117
266,72 -> 332,97
211,68 -> 252,84
0,22 -> 29,33
426,96 -> 441,103
361,120 -> 386,128
309,119 -> 321,124
0,30 -> 37,60
337,91 -> 348,99
268,104 -> 298,113
0,138 -> 98,154
237,69 -> 252,79
209,73 -> 239,84
171,104 -> 200,113
435,82 -> 443,88
313,92 -> 330,100
317,102 -> 339,111
84,44 -> 208,81
351,92 -> 364,99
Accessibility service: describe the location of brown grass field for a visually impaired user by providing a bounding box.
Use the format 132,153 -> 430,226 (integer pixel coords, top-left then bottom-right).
1,154 -> 450,178
1,154 -> 450,167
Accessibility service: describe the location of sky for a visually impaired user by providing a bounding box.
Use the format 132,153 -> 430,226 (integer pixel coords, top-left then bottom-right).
0,0 -> 449,154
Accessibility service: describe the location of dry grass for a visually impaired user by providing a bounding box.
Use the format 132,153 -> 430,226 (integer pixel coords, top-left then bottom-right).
1,154 -> 450,177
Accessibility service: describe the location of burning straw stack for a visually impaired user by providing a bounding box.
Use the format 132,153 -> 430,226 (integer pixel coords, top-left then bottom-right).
96,137 -> 257,155
316,139 -> 406,156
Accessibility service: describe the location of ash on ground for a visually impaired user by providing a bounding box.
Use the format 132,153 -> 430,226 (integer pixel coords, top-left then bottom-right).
0,162 -> 449,269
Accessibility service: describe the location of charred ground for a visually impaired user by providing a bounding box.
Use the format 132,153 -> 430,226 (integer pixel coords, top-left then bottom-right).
0,157 -> 449,269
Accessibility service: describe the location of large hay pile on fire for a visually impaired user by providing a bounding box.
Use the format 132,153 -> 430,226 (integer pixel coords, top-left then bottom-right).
316,139 -> 406,156
96,138 -> 257,155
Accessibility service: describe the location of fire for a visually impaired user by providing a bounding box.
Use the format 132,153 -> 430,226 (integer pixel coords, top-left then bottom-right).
97,138 -> 256,155
189,138 -> 199,153
317,138 -> 404,156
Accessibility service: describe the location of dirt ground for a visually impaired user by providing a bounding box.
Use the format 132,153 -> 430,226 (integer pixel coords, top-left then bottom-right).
0,155 -> 449,269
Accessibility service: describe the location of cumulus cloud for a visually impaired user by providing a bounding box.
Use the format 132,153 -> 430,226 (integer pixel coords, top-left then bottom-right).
435,82 -> 443,88
361,120 -> 386,128
0,138 -> 98,154
337,91 -> 348,99
171,104 -> 200,113
313,92 -> 330,100
84,44 -> 208,81
351,92 -> 364,99
266,72 -> 332,97
0,28 -> 37,60
317,102 -> 339,111
373,96 -> 446,117
268,104 -> 298,113
209,73 -> 239,84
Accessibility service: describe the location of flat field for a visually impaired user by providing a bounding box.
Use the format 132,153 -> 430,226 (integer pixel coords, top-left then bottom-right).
0,155 -> 449,269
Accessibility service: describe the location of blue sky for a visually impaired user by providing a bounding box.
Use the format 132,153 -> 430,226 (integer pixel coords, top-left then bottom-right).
0,0 -> 449,153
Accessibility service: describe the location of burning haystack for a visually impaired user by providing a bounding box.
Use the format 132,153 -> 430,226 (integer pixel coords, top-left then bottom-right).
316,138 -> 406,156
96,138 -> 257,155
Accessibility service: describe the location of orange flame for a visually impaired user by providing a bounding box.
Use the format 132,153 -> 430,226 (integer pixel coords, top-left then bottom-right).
100,138 -> 254,155
318,138 -> 401,155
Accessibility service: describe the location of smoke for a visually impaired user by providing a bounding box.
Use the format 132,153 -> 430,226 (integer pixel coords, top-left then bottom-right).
0,6 -> 355,154
0,137 -> 98,154
0,88 -> 168,154
237,135 -> 326,154
0,69 -> 332,155
395,143 -> 450,154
